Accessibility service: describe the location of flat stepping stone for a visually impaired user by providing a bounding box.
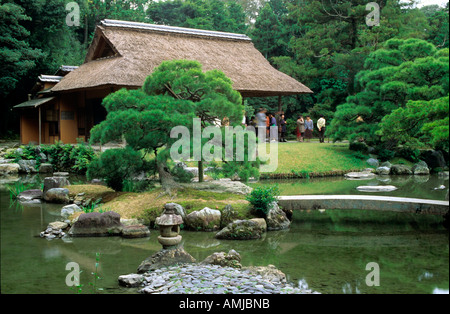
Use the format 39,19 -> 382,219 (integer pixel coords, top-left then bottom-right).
356,185 -> 398,192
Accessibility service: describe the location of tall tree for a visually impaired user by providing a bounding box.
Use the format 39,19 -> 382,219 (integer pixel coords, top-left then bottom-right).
421,3 -> 449,48
147,0 -> 247,33
250,3 -> 283,59
271,0 -> 431,121
89,60 -> 246,192
0,1 -> 44,136
0,2 -> 43,97
328,39 -> 449,146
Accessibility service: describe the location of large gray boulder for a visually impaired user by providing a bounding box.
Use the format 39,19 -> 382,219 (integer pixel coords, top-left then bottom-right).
201,249 -> 242,268
215,219 -> 264,240
184,207 -> 221,231
137,246 -> 196,273
39,163 -> 53,173
412,161 -> 430,175
121,224 -> 150,238
44,188 -> 70,203
420,150 -> 447,170
17,189 -> 43,203
68,211 -> 123,237
375,166 -> 391,175
182,179 -> 253,195
17,160 -> 37,173
366,158 -> 379,168
391,164 -> 412,175
61,204 -> 83,220
118,274 -> 144,288
43,176 -> 70,193
266,202 -> 290,231
163,203 -> 187,220
0,163 -> 20,176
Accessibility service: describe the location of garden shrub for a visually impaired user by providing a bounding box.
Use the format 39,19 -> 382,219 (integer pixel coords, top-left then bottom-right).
5,144 -> 44,167
87,147 -> 144,192
5,141 -> 96,173
245,186 -> 279,218
349,141 -> 368,153
171,164 -> 194,183
377,148 -> 396,162
395,146 -> 421,162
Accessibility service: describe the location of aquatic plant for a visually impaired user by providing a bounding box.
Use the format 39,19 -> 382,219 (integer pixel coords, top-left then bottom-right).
7,181 -> 30,200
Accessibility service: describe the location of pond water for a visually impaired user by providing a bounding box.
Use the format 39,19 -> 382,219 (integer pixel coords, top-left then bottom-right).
0,174 -> 448,294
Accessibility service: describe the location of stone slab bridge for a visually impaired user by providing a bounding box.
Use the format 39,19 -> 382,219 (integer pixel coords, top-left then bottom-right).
278,195 -> 449,215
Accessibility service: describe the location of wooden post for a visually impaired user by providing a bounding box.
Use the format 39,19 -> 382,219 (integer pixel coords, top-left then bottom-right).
38,106 -> 42,145
278,95 -> 282,113
198,161 -> 204,183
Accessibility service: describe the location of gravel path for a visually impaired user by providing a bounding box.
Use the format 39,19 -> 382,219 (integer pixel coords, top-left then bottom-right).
129,264 -> 319,294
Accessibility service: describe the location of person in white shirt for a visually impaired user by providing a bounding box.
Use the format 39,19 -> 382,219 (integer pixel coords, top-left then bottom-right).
317,115 -> 326,143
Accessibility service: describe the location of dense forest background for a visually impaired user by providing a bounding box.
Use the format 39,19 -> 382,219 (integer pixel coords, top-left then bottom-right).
1,0 -> 449,152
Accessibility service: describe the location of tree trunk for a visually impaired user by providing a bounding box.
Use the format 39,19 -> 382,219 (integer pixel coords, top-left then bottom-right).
198,160 -> 204,183
157,160 -> 182,195
84,15 -> 88,48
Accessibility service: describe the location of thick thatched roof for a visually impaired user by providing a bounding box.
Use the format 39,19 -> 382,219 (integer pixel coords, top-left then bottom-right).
52,19 -> 312,97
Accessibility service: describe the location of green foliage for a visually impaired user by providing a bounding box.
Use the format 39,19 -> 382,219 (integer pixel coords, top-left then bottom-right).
395,147 -> 421,163
5,144 -> 39,161
7,181 -> 31,201
143,60 -> 243,125
81,199 -> 103,214
420,4 -> 449,49
147,0 -> 247,33
272,0 -> 432,115
41,141 -> 96,173
5,141 -> 96,173
89,252 -> 102,294
245,186 -> 279,217
122,179 -> 153,193
171,165 -> 195,183
376,147 -> 396,162
90,59 -> 250,187
251,3 -> 284,59
329,39 -> 449,145
349,142 -> 368,153
379,96 -> 449,151
0,2 -> 43,97
285,118 -> 297,139
87,147 -> 144,191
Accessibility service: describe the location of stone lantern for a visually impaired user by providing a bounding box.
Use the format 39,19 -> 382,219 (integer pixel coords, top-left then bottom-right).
155,204 -> 183,249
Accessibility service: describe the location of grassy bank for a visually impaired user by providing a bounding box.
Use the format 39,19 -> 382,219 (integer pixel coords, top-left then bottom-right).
262,141 -> 368,178
66,185 -> 251,225
64,141 -> 371,223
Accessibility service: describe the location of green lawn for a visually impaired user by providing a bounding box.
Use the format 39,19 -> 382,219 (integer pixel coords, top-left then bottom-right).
270,141 -> 368,174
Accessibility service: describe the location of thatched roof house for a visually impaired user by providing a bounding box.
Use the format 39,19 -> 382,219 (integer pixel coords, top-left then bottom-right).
16,19 -> 312,145
52,19 -> 312,97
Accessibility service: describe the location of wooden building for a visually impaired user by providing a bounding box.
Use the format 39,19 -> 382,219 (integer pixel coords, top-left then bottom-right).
15,19 -> 312,145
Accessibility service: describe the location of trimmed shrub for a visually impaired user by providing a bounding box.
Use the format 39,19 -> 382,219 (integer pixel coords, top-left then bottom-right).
245,186 -> 279,218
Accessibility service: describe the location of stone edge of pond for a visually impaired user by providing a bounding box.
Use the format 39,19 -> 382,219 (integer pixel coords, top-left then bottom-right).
119,263 -> 320,294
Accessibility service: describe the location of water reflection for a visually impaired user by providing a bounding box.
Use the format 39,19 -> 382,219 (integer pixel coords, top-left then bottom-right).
250,173 -> 449,201
1,174 -> 449,294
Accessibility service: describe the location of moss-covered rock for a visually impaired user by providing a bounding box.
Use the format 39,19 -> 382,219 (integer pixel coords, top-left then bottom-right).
184,207 -> 221,231
215,219 -> 263,240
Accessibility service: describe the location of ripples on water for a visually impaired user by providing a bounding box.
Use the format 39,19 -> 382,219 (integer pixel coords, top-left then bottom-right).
1,174 -> 449,294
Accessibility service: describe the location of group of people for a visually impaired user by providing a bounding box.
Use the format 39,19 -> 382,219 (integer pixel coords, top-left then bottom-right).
249,108 -> 326,143
295,115 -> 326,143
